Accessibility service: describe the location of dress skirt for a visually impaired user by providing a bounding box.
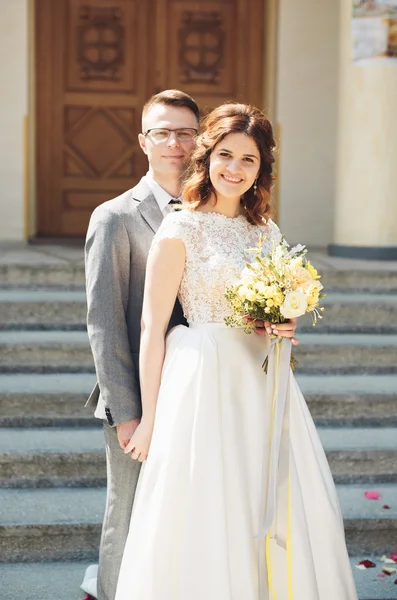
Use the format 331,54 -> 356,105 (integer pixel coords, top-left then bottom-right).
115,323 -> 358,600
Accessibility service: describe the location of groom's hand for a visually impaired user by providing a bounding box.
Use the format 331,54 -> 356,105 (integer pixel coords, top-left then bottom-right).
117,418 -> 141,450
253,318 -> 299,345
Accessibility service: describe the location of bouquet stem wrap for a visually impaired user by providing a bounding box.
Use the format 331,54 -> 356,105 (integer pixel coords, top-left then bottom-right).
257,337 -> 293,599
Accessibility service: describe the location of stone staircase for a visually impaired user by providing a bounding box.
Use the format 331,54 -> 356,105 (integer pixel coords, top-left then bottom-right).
0,253 -> 397,599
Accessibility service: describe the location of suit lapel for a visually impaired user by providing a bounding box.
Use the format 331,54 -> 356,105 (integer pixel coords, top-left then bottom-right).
137,196 -> 163,234
134,179 -> 164,234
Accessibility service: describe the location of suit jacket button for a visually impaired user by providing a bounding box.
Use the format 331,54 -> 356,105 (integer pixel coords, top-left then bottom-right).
105,407 -> 114,426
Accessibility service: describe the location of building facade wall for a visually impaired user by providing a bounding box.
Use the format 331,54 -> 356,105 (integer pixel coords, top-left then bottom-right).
0,0 -> 340,245
276,0 -> 340,247
0,0 -> 28,241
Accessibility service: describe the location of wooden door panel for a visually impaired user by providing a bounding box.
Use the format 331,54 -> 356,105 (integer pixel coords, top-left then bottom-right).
66,0 -> 138,94
36,0 -> 152,236
63,106 -> 137,180
155,0 -> 264,112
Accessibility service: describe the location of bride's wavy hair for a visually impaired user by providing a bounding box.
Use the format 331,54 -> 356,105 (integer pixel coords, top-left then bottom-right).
182,103 -> 276,225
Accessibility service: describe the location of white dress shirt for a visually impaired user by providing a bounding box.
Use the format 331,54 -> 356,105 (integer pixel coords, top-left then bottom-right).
143,172 -> 182,217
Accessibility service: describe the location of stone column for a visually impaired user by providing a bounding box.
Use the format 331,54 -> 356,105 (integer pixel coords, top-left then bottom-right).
329,0 -> 397,260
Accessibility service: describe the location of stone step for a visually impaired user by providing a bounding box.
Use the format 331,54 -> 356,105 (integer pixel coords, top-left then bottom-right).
0,330 -> 94,373
294,333 -> 397,375
340,483 -> 397,556
1,427 -> 397,488
0,560 -> 395,600
0,290 -> 396,333
294,374 -> 397,427
320,270 -> 397,294
1,373 -> 396,428
2,258 -> 397,293
1,485 -> 396,562
320,427 -> 397,484
0,289 -> 87,330
0,488 -> 104,562
0,373 -> 97,427
2,331 -> 397,375
0,263 -> 86,289
0,428 -> 105,488
0,562 -> 89,600
301,293 -> 397,334
0,392 -> 97,428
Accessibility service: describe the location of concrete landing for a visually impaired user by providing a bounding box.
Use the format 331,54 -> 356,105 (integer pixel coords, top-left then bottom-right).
0,558 -> 396,600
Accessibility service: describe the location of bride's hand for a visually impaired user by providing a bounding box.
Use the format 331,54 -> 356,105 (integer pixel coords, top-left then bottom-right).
124,419 -> 154,462
251,317 -> 299,345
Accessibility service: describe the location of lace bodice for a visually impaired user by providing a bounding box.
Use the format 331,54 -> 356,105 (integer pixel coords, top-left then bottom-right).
151,210 -> 282,324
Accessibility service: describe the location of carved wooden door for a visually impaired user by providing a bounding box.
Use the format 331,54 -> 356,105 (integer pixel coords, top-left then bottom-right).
36,0 -> 153,236
35,0 -> 264,236
154,0 -> 264,113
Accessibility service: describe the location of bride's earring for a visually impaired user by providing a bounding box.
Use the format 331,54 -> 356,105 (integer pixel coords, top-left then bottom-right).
253,179 -> 258,195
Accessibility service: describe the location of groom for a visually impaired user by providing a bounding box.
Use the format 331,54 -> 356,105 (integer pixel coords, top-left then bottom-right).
85,89 -> 200,600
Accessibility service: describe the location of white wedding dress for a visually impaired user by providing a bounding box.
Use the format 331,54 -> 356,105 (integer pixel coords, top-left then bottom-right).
115,210 -> 358,600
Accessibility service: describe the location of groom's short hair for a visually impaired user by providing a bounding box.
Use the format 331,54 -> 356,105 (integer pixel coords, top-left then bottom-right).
142,90 -> 200,125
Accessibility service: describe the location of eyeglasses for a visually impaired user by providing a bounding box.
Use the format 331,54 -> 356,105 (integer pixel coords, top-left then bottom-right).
144,128 -> 198,143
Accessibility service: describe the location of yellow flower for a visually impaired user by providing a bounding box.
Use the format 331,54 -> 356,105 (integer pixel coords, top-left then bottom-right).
263,285 -> 277,299
307,293 -> 319,307
306,260 -> 321,280
267,299 -> 274,308
302,280 -> 323,306
274,292 -> 284,307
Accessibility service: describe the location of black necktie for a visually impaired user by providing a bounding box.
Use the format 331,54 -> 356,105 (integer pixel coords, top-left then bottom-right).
169,198 -> 182,205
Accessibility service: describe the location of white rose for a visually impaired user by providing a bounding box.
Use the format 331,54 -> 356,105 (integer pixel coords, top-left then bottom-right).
280,291 -> 308,319
241,276 -> 255,287
241,267 -> 254,278
255,281 -> 266,294
246,289 -> 257,302
238,286 -> 249,299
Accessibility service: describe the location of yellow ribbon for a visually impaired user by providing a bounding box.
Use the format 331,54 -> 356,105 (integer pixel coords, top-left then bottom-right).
266,342 -> 280,599
287,474 -> 293,599
262,339 -> 293,599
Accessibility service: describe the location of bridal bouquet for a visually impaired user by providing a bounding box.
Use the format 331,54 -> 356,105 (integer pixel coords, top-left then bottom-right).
225,235 -> 325,371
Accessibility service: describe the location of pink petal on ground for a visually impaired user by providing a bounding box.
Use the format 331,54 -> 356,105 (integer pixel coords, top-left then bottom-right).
357,560 -> 376,569
378,573 -> 386,578
383,505 -> 391,509
389,554 -> 397,562
364,491 -> 381,500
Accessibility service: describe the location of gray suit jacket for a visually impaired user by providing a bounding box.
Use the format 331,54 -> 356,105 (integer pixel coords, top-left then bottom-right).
85,178 -> 187,426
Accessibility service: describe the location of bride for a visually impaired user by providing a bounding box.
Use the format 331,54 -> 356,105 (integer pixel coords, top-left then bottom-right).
115,103 -> 358,600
